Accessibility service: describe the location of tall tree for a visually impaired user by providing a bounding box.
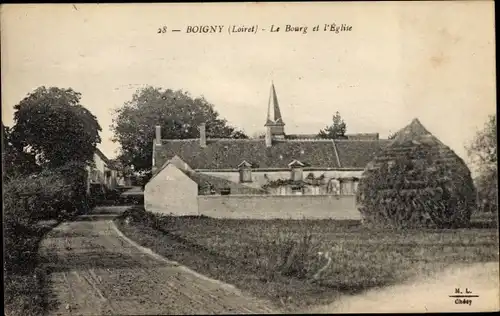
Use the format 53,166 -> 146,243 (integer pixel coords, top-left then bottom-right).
112,86 -> 247,172
318,111 -> 347,139
467,114 -> 497,212
10,87 -> 102,169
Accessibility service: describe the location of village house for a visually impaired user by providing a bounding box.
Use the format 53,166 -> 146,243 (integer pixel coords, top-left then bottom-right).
145,83 -> 392,218
86,148 -> 128,194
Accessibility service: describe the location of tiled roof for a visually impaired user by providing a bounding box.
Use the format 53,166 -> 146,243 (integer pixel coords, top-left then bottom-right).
150,160 -> 265,194
185,171 -> 266,195
154,138 -> 392,170
95,148 -> 110,164
346,133 -> 380,141
333,139 -> 392,169
286,134 -> 320,139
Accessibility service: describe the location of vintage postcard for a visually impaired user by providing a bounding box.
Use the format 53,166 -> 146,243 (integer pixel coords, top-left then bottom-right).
2,2 -> 498,315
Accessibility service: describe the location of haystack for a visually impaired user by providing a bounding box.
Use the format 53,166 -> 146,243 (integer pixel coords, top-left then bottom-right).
356,118 -> 477,229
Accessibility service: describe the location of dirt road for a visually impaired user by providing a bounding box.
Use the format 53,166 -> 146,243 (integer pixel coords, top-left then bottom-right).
308,261 -> 499,313
40,207 -> 275,315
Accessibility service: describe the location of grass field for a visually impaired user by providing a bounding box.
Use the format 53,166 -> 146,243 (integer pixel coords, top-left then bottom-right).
115,208 -> 499,311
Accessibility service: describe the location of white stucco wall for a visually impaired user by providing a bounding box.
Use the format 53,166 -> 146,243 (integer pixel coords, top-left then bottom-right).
144,163 -> 198,216
94,153 -> 106,174
87,152 -> 120,190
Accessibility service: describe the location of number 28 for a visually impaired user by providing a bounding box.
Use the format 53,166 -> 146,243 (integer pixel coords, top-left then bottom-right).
158,26 -> 167,33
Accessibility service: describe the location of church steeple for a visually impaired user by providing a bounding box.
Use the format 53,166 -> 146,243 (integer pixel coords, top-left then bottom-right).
265,82 -> 285,146
266,82 -> 284,125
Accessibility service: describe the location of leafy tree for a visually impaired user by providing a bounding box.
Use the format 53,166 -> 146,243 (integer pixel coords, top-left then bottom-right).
467,114 -> 497,173
2,122 -> 39,178
10,87 -> 102,169
467,114 -> 497,212
111,86 -> 248,172
318,111 -> 347,139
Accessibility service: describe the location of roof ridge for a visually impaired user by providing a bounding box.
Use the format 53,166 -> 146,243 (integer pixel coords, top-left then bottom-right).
331,140 -> 342,167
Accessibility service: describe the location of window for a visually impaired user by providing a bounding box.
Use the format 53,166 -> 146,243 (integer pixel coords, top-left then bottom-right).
340,179 -> 353,195
291,168 -> 303,181
238,160 -> 253,183
327,179 -> 340,195
288,160 -> 305,181
239,168 -> 252,183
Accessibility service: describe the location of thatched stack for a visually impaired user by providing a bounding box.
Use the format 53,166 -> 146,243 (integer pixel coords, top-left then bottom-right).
356,118 -> 477,229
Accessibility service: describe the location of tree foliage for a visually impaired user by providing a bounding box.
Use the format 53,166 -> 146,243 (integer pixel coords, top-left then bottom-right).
467,114 -> 497,213
2,122 -> 39,178
318,111 -> 347,139
467,114 -> 497,174
111,86 -> 248,172
9,87 -> 102,169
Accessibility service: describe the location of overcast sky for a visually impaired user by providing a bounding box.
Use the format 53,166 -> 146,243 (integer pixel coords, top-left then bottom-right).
1,2 -> 496,170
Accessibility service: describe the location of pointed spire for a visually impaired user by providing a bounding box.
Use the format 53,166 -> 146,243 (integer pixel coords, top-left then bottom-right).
266,82 -> 284,125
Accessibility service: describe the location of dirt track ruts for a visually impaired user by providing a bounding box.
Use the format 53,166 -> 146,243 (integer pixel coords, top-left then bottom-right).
39,207 -> 276,315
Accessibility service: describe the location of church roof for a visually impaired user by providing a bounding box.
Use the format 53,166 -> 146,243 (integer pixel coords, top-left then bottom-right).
154,138 -> 392,170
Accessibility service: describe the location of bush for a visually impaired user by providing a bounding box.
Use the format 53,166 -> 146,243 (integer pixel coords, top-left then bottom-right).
121,206 -> 158,227
3,172 -> 73,226
268,231 -> 319,279
122,206 -> 148,221
4,160 -> 92,316
4,162 -> 91,273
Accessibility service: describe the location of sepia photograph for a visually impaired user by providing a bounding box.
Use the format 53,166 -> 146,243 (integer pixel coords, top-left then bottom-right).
1,2 -> 498,315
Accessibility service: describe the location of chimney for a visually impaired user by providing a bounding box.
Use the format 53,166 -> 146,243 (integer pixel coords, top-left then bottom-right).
199,123 -> 207,147
155,125 -> 161,145
265,126 -> 272,147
